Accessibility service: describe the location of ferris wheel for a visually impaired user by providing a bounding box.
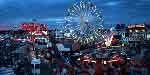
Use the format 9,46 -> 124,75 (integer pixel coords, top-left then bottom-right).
64,0 -> 105,45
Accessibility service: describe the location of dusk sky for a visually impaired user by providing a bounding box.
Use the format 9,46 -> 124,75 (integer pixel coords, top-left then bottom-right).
0,0 -> 150,28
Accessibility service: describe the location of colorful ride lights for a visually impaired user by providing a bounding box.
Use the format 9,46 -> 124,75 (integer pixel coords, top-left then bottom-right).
77,55 -> 97,63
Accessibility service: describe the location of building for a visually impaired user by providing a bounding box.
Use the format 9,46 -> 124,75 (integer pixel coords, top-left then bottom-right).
110,24 -> 127,46
120,24 -> 150,55
128,24 -> 146,41
19,22 -> 49,42
121,24 -> 147,43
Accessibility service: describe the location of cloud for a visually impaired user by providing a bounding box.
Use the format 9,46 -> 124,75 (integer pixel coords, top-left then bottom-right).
0,0 -> 149,27
104,1 -> 125,6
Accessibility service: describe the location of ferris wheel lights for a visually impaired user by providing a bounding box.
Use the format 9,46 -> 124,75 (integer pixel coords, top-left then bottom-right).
80,2 -> 82,8
95,5 -> 96,8
64,0 -> 104,45
67,9 -> 70,12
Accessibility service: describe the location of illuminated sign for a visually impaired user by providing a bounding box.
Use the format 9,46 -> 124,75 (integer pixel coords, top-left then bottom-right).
128,24 -> 145,28
136,24 -> 145,27
20,23 -> 48,31
31,58 -> 41,64
128,25 -> 135,28
32,31 -> 48,36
